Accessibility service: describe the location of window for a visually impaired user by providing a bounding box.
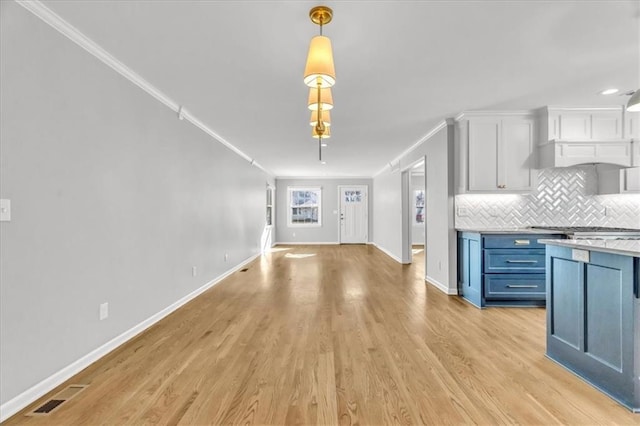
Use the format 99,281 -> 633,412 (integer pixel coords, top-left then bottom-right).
266,186 -> 274,226
414,189 -> 425,225
288,187 -> 321,227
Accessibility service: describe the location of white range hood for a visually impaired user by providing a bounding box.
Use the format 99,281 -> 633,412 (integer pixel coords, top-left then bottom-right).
537,106 -> 639,169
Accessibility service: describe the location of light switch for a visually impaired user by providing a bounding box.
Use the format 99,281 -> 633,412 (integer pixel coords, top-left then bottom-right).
0,199 -> 10,222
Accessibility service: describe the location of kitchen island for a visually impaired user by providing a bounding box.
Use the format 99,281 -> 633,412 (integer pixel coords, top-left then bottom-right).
540,238 -> 640,412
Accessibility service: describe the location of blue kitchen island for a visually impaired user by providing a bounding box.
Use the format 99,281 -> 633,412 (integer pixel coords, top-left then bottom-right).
540,239 -> 640,412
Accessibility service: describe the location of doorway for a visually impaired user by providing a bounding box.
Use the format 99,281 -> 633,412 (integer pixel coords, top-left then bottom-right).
401,158 -> 426,264
338,185 -> 368,244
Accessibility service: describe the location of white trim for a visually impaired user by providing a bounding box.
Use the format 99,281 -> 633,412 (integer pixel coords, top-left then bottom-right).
276,176 -> 372,180
14,0 -> 273,177
371,243 -> 404,263
0,252 -> 261,423
425,275 -> 458,295
373,121 -> 447,177
275,242 -> 339,245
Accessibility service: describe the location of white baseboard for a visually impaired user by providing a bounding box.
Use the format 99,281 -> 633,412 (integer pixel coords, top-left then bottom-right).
426,275 -> 458,295
275,242 -> 339,245
371,243 -> 403,263
0,252 -> 261,423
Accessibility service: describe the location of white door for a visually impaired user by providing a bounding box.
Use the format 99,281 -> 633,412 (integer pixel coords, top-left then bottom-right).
339,185 -> 368,244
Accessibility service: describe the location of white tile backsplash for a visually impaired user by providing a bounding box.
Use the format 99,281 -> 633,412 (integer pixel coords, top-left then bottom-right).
455,167 -> 640,229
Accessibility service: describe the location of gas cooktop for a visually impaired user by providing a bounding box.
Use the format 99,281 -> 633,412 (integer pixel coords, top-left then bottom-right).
530,226 -> 640,238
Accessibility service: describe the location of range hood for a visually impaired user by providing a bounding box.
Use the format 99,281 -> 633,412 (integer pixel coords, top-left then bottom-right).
538,139 -> 636,168
537,105 -> 638,169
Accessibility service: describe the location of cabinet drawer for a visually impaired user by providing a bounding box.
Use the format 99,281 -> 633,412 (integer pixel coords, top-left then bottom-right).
484,249 -> 545,273
484,274 -> 546,300
483,235 -> 555,249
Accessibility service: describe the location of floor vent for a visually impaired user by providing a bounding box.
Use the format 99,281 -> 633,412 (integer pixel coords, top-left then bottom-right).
240,268 -> 249,272
27,384 -> 88,416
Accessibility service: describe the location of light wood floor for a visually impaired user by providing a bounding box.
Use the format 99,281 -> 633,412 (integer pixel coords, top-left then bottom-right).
5,245 -> 637,425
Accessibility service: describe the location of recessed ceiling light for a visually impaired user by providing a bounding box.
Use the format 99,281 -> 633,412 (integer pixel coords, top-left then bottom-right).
320,160 -> 326,164
600,88 -> 619,95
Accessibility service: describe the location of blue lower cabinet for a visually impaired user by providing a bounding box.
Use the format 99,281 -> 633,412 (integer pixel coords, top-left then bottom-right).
546,245 -> 639,412
484,274 -> 546,300
458,232 -> 562,308
458,232 -> 482,307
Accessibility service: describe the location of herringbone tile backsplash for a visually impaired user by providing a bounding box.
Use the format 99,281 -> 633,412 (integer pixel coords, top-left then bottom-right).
455,167 -> 640,229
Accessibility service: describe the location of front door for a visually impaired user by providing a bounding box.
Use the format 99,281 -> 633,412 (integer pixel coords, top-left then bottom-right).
339,185 -> 368,244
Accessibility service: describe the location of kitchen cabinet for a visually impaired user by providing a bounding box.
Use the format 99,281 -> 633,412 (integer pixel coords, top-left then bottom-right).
597,166 -> 640,194
538,106 -> 634,168
456,113 -> 536,193
458,232 -> 562,307
540,106 -> 623,142
545,244 -> 639,411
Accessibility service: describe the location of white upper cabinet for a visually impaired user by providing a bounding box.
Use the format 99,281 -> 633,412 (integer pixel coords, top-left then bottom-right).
456,113 -> 536,193
538,106 -> 634,168
597,166 -> 640,194
541,106 -> 623,142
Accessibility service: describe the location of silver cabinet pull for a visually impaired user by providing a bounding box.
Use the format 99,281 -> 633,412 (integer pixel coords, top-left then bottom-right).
514,239 -> 530,245
506,285 -> 539,288
506,260 -> 538,264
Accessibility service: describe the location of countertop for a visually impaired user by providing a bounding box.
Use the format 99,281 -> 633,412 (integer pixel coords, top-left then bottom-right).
456,228 -> 565,234
538,238 -> 640,257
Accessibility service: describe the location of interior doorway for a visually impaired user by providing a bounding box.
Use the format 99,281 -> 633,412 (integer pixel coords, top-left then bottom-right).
401,158 -> 426,264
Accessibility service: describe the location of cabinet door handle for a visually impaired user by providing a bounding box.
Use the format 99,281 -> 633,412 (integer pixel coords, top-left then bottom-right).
506,285 -> 539,288
514,239 -> 530,245
506,260 -> 538,264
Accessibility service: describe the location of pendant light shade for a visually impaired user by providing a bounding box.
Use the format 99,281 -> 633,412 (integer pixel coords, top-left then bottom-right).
307,87 -> 333,110
310,110 -> 331,127
312,126 -> 331,139
304,35 -> 336,88
627,90 -> 640,112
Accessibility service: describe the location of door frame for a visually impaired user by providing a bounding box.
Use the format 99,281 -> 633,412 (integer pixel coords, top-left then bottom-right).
337,185 -> 369,244
401,157 -> 426,264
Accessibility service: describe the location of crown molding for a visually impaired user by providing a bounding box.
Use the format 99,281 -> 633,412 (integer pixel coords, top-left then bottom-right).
275,176 -> 373,180
454,110 -> 536,121
15,0 -> 273,177
373,120 -> 447,177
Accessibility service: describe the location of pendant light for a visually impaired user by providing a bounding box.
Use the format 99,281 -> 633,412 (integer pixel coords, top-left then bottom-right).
310,110 -> 331,128
307,87 -> 333,111
304,5 -> 335,163
303,7 -> 335,89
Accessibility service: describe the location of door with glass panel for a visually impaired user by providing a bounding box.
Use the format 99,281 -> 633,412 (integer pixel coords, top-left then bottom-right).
338,185 -> 368,244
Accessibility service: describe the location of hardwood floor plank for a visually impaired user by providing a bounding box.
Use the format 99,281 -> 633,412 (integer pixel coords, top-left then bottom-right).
4,245 -> 638,425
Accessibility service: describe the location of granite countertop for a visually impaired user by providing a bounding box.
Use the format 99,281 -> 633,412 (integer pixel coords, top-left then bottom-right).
538,239 -> 640,257
456,228 -> 565,234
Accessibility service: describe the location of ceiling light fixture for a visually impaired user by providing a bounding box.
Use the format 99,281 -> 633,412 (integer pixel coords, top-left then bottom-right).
600,88 -> 619,95
304,5 -> 335,163
627,90 -> 640,112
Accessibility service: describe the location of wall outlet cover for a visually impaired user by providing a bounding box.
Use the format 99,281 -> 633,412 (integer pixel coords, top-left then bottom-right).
0,199 -> 11,222
99,302 -> 109,320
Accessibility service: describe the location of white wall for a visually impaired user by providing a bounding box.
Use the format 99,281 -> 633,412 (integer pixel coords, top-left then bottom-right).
373,124 -> 457,294
275,178 -> 373,244
372,172 -> 403,261
0,2 -> 272,410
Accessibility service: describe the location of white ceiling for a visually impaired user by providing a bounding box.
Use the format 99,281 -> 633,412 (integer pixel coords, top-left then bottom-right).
41,0 -> 640,177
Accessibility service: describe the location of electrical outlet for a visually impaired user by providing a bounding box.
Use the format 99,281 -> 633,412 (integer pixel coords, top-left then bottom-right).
192,266 -> 197,277
457,207 -> 468,217
224,253 -> 229,262
0,199 -> 10,222
292,232 -> 296,237
99,302 -> 109,320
